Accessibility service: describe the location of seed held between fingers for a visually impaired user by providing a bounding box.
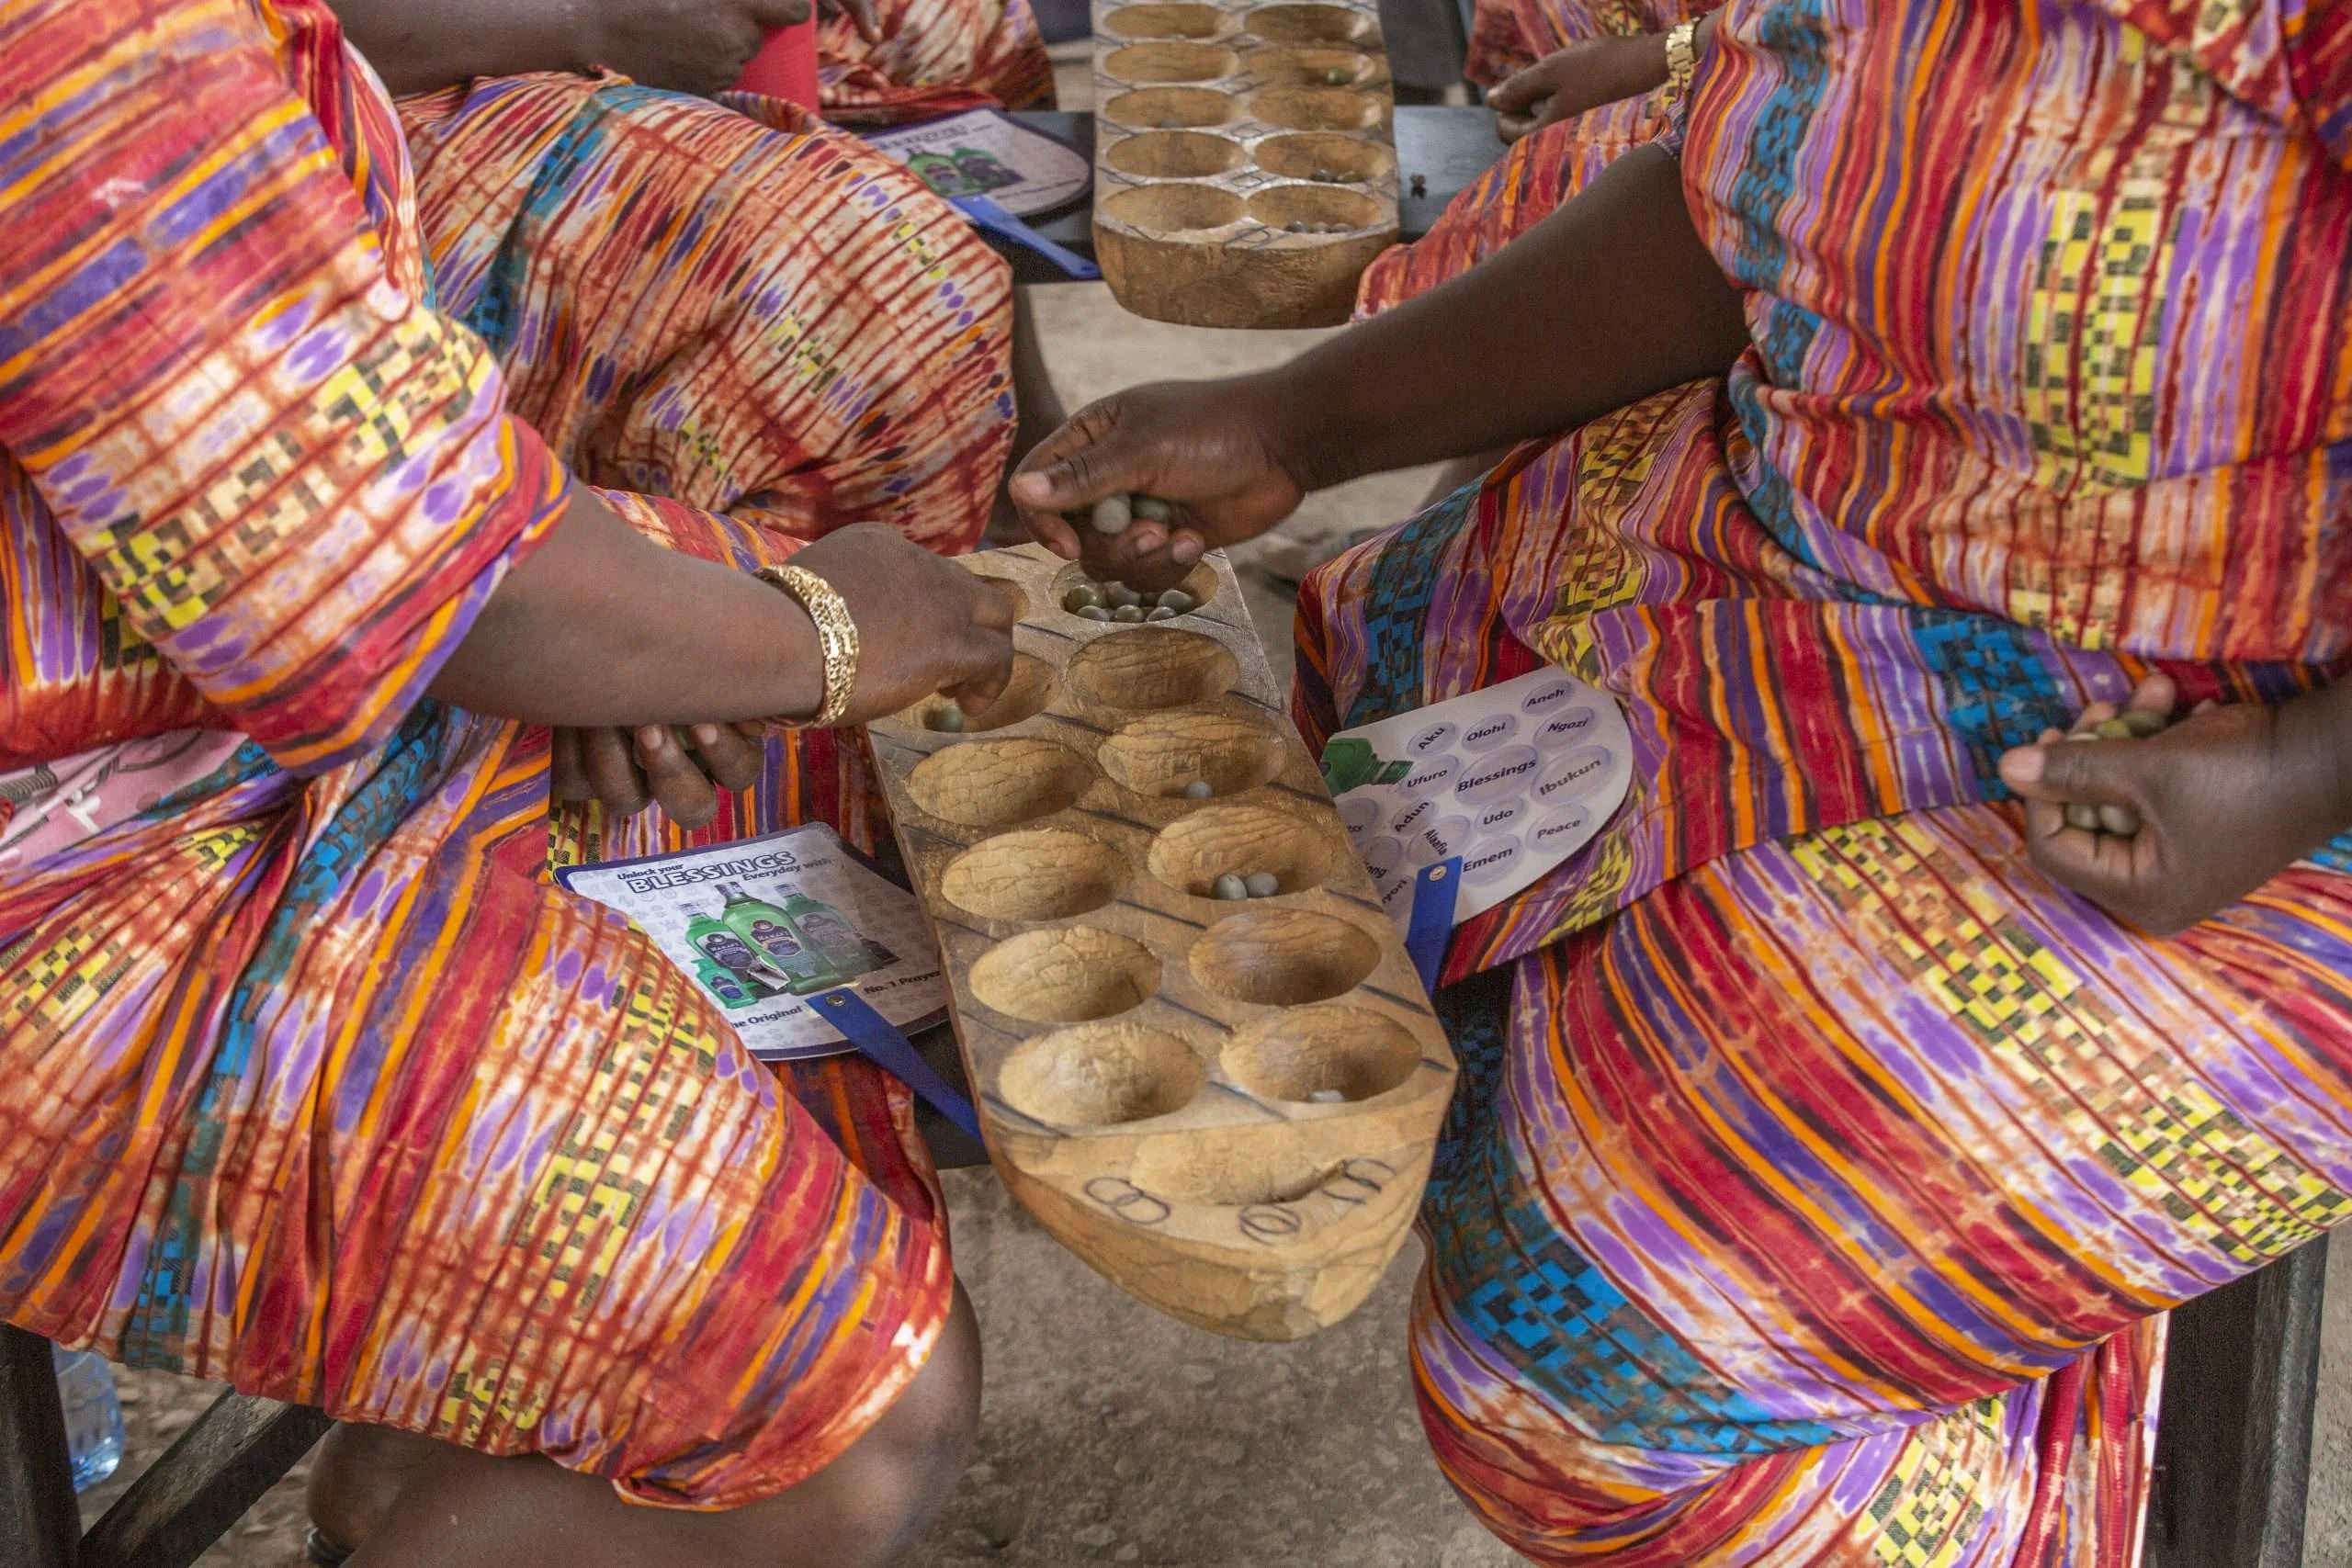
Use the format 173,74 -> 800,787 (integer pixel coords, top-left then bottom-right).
1133,496 -> 1173,523
2064,802 -> 2101,833
2122,708 -> 2168,738
2093,717 -> 2134,741
1091,494 -> 1134,536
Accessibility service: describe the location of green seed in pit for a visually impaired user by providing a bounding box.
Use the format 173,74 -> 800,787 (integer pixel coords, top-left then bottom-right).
1064,585 -> 1103,613
1285,220 -> 1306,233
2121,708 -> 2168,738
2064,802 -> 2101,832
1212,874 -> 1249,900
1133,495 -> 1173,523
1077,604 -> 1113,621
1182,779 -> 1214,800
1146,605 -> 1178,621
2098,803 -> 2143,837
1243,872 -> 1281,897
1113,604 -> 1146,623
1090,494 -> 1134,535
1320,67 -> 1352,85
2093,717 -> 2134,741
932,704 -> 967,733
1104,582 -> 1142,609
1307,1088 -> 1346,1103
1155,589 -> 1194,613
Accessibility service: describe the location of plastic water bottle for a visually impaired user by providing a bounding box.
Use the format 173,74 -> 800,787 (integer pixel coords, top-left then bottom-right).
52,1348 -> 124,1492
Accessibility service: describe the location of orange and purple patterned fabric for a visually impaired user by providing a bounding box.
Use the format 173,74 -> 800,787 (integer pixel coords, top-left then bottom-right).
1299,0 -> 2352,1560
0,0 -> 1015,1506
818,0 -> 1054,125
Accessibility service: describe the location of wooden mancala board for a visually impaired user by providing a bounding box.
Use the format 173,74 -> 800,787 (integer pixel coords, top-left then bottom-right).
866,546 -> 1454,1340
1090,0 -> 1400,329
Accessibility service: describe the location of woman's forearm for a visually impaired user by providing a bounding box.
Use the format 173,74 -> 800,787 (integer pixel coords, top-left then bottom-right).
427,489 -> 826,726
327,0 -> 583,95
1262,143 -> 1748,490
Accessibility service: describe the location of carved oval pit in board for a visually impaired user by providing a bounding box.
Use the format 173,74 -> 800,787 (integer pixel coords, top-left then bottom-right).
1097,709 -> 1283,799
1101,85 -> 1239,130
1104,130 -> 1248,179
907,739 -> 1091,830
1247,185 -> 1385,233
969,926 -> 1161,1023
942,828 -> 1125,922
1104,41 -> 1241,82
1101,184 -> 1248,234
997,1021 -> 1207,1126
1049,558 -> 1222,620
1067,627 -> 1240,711
1147,801 -> 1341,899
1243,2 -> 1377,42
1247,45 -> 1376,85
1222,1004 -> 1418,1101
1252,130 -> 1395,181
1101,1 -> 1227,37
1246,85 -> 1388,131
903,651 -> 1057,733
1188,907 -> 1379,1006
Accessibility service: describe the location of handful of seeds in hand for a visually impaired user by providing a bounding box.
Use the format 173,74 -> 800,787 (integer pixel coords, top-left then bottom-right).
2058,707 -> 2168,837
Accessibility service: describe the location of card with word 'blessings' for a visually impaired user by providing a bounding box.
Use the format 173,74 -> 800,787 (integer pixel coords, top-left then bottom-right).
559,822 -> 947,1061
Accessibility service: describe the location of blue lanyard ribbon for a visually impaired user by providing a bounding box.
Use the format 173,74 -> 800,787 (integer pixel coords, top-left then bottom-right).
1406,858 -> 1461,995
815,990 -> 984,1142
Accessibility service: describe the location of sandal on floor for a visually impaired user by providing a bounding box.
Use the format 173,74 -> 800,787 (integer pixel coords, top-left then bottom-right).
306,1525 -> 356,1566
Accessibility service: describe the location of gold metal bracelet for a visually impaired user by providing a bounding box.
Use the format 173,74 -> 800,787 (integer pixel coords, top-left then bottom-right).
1664,19 -> 1699,105
755,564 -> 860,728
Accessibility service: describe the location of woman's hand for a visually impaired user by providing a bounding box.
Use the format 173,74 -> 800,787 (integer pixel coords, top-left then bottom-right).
583,0 -> 811,95
528,523 -> 1015,826
1996,674 -> 2352,935
553,722 -> 767,826
790,524 -> 1022,723
1489,35 -> 1669,141
1007,378 -> 1308,589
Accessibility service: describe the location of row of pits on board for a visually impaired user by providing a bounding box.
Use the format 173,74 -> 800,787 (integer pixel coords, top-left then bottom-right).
1095,3 -> 1395,240
895,558 -> 1423,1167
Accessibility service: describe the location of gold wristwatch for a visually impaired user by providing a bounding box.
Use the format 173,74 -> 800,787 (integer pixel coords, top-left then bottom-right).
1663,18 -> 1700,106
755,563 -> 860,728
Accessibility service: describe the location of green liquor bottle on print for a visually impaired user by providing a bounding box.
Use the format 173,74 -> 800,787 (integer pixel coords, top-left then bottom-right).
685,903 -> 787,1004
781,889 -> 885,979
722,883 -> 841,995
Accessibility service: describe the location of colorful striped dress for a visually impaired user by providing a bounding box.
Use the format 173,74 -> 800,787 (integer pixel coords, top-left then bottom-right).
1355,0 -> 1714,316
819,0 -> 1055,125
0,0 -> 1014,1505
1296,0 -> 2352,1560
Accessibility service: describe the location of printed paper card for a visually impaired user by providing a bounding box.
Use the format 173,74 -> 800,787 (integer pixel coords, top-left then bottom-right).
558,823 -> 946,1061
862,109 -> 1091,216
1321,669 -> 1634,931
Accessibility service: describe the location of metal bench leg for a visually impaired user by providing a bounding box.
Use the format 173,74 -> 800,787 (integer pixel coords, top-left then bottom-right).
0,1325 -> 83,1568
2151,1236 -> 2328,1568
